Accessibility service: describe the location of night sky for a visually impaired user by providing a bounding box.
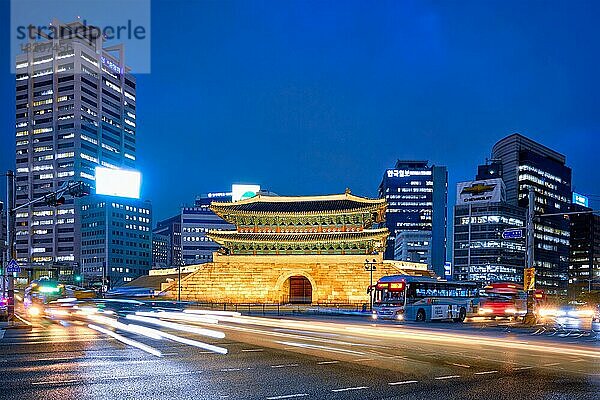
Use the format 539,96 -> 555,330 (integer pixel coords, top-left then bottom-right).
1,0 -> 599,222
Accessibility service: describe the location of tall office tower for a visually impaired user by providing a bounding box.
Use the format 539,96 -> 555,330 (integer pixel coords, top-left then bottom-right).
153,215 -> 182,267
379,161 -> 448,276
14,21 -> 137,279
569,194 -> 600,296
181,193 -> 235,265
80,197 -> 152,287
453,173 -> 526,283
492,134 -> 572,295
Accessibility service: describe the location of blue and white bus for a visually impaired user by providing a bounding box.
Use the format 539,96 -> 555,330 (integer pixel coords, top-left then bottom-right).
371,275 -> 479,322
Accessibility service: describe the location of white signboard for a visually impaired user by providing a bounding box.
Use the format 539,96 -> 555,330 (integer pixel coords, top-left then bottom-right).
231,184 -> 260,202
95,167 -> 141,199
456,178 -> 505,205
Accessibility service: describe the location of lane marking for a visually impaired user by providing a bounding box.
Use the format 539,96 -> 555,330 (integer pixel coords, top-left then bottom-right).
266,394 -> 309,400
451,363 -> 471,368
352,358 -> 374,362
388,380 -> 418,386
0,330 -> 5,340
241,349 -> 264,352
270,364 -> 299,368
317,361 -> 339,365
542,362 -> 560,367
474,370 -> 498,375
331,386 -> 369,393
514,366 -> 533,370
434,375 -> 461,380
220,368 -> 242,372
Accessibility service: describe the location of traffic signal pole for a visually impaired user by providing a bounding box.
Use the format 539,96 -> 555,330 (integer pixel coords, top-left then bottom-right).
523,187 -> 537,325
5,171 -> 15,324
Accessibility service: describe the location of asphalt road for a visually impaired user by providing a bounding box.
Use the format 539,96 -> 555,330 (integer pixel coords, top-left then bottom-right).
1,310 -> 599,400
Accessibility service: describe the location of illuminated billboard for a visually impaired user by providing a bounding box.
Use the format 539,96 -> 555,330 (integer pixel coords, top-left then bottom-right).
572,192 -> 589,207
456,178 -> 505,205
95,167 -> 141,199
231,184 -> 260,202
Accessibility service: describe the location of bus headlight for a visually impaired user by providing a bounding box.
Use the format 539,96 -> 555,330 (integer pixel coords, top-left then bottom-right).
28,305 -> 42,318
396,314 -> 404,321
371,312 -> 378,320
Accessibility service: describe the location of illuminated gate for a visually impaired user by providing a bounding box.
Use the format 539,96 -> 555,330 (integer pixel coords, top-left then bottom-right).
288,276 -> 312,304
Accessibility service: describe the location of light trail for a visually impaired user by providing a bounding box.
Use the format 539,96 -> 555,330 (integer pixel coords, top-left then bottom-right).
87,324 -> 162,357
126,314 -> 225,339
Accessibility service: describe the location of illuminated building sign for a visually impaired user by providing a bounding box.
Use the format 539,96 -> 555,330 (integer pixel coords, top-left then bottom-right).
101,56 -> 122,75
572,192 -> 589,207
95,167 -> 141,199
231,184 -> 260,202
456,178 -> 505,204
386,169 -> 432,178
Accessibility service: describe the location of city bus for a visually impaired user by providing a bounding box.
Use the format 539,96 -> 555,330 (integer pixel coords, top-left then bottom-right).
371,275 -> 479,322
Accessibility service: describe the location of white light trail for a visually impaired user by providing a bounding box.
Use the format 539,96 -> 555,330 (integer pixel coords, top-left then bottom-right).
126,314 -> 225,339
87,324 -> 162,357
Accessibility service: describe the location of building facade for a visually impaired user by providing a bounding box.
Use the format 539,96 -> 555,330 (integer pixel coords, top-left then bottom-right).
453,200 -> 526,283
393,231 -> 432,265
151,232 -> 171,269
79,196 -> 152,287
492,134 -> 571,295
181,193 -> 234,265
379,161 -> 448,276
569,201 -> 600,296
153,215 -> 182,267
14,21 -> 137,276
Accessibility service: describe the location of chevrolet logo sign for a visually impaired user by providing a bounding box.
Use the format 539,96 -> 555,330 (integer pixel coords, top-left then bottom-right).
461,183 -> 496,195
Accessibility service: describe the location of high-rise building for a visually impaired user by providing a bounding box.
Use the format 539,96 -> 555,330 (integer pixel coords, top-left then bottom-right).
152,232 -> 171,269
14,21 -> 137,277
569,194 -> 600,296
153,215 -> 182,267
452,176 -> 526,283
379,161 -> 447,276
181,193 -> 234,265
492,133 -> 572,295
79,196 -> 151,287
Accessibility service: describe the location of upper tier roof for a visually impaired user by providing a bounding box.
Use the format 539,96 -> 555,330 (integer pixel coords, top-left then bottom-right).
210,192 -> 385,215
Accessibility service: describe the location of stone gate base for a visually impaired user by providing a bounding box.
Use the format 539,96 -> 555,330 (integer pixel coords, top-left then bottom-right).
164,253 -> 430,304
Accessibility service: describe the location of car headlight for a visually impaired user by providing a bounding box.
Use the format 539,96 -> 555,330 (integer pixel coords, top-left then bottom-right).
478,308 -> 492,314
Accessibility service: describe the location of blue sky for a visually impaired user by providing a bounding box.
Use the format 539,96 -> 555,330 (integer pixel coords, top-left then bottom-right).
1,0 -> 599,221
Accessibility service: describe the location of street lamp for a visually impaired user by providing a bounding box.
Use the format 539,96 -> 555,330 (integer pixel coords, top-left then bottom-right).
364,258 -> 377,311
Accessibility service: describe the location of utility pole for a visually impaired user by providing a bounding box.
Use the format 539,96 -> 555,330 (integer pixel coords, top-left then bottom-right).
523,187 -> 537,325
5,171 -> 15,324
364,258 -> 377,311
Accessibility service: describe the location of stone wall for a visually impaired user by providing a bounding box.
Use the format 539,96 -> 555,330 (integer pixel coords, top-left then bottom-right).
165,252 -> 412,304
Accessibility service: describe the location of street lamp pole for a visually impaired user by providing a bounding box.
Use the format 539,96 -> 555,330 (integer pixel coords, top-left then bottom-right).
364,258 -> 377,311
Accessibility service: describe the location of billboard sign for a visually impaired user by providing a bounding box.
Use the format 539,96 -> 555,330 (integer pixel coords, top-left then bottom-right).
444,261 -> 452,278
572,192 -> 589,207
231,184 -> 260,202
456,178 -> 505,205
95,167 -> 141,199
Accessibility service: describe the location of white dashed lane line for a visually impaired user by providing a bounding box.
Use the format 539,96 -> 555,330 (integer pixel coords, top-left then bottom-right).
317,360 -> 339,365
450,363 -> 471,368
514,366 -> 533,370
266,394 -> 309,400
241,348 -> 264,352
270,364 -> 299,368
542,362 -> 560,367
331,386 -> 369,393
388,380 -> 418,386
474,370 -> 498,375
434,375 -> 461,380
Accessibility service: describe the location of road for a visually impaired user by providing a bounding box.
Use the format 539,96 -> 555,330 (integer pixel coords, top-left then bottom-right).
1,309 -> 599,400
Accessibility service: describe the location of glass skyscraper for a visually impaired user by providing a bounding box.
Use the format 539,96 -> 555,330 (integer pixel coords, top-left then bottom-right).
379,161 -> 448,276
14,21 -> 138,280
492,134 -> 572,295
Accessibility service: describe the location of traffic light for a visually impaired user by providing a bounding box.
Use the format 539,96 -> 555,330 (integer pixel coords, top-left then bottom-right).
45,194 -> 66,207
67,181 -> 91,198
74,275 -> 82,283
